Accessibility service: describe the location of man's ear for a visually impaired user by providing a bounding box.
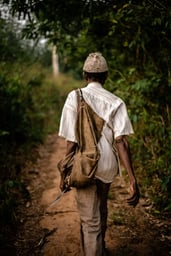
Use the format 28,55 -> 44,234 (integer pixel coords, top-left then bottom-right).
83,72 -> 88,81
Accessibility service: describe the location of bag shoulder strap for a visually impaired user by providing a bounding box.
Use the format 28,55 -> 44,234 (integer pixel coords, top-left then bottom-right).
75,88 -> 104,151
76,88 -> 84,104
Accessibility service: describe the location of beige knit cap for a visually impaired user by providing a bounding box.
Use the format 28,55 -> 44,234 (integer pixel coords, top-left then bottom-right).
83,52 -> 108,73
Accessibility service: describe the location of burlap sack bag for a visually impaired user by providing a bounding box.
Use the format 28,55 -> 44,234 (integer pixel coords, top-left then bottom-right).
58,89 -> 104,188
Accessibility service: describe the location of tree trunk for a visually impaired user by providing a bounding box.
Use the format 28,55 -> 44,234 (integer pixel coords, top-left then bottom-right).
52,45 -> 59,77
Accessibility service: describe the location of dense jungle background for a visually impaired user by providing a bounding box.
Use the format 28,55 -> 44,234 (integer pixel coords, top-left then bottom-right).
0,0 -> 171,255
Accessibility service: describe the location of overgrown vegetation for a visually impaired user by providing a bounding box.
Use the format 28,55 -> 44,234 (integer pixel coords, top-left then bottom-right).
110,75 -> 171,214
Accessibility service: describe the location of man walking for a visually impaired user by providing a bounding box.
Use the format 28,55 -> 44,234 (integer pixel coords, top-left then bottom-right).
58,52 -> 140,256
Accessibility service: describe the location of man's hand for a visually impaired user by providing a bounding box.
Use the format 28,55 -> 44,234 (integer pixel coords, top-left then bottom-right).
59,173 -> 70,192
115,136 -> 140,207
60,175 -> 66,191
127,181 -> 140,207
59,140 -> 77,192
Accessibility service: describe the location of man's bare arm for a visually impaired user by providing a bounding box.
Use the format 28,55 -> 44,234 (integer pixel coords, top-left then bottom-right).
115,135 -> 140,207
59,141 -> 77,191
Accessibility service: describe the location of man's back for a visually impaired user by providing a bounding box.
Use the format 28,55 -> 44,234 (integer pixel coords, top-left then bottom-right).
59,81 -> 134,183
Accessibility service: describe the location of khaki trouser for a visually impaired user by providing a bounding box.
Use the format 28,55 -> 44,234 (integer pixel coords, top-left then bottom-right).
76,180 -> 111,256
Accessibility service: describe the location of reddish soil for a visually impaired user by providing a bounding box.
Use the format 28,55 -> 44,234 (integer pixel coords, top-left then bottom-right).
15,134 -> 171,256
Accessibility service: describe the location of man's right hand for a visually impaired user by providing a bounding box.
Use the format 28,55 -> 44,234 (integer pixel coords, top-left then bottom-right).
127,181 -> 140,207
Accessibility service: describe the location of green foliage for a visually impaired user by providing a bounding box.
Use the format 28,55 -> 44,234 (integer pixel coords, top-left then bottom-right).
1,64 -> 41,144
0,18 -> 22,61
112,74 -> 171,213
0,62 -> 73,154
0,179 -> 25,225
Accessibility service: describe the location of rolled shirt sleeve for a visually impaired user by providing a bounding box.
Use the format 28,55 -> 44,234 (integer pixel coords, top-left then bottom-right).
112,101 -> 134,139
58,91 -> 78,142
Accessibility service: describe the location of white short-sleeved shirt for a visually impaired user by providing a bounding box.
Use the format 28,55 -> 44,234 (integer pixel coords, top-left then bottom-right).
58,82 -> 134,183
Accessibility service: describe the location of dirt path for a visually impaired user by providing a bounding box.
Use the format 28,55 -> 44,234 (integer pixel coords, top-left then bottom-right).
16,134 -> 171,256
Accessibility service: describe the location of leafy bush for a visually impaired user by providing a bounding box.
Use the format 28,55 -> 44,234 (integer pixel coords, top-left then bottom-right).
0,65 -> 41,144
